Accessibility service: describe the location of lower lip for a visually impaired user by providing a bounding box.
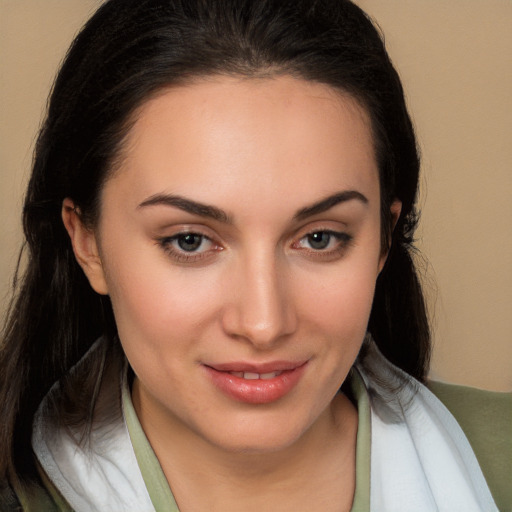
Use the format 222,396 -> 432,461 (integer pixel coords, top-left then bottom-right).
204,363 -> 307,404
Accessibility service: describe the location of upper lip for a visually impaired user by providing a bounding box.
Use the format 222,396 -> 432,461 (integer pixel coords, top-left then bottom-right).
205,360 -> 308,374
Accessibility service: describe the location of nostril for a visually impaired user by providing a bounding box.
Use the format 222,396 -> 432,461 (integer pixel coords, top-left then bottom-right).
220,297 -> 297,347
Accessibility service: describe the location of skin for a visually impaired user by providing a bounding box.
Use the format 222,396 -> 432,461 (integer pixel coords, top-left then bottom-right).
63,75 -> 400,511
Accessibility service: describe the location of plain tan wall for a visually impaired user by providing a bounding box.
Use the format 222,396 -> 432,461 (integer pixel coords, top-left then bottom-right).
1,1 -> 511,391
357,0 -> 512,392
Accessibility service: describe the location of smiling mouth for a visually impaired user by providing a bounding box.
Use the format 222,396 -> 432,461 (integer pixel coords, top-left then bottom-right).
204,362 -> 308,404
228,371 -> 283,380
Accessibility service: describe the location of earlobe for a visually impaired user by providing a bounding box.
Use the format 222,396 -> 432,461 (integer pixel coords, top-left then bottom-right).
378,199 -> 402,273
62,198 -> 109,295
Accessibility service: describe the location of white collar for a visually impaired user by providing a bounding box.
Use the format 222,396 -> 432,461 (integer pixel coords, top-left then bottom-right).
357,341 -> 497,511
32,340 -> 155,511
33,338 -> 497,511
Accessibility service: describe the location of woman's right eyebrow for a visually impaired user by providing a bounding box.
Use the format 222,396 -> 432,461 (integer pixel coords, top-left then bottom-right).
137,193 -> 232,223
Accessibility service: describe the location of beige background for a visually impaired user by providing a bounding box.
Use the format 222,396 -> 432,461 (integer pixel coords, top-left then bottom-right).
1,1 -> 511,391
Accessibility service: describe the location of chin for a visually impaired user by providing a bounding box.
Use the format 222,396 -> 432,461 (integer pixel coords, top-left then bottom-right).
199,410 -> 318,455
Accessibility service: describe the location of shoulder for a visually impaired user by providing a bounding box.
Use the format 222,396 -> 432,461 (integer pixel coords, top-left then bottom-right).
428,380 -> 511,445
428,380 -> 512,510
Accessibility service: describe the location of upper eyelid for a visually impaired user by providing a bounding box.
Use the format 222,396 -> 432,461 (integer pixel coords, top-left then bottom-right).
292,222 -> 350,240
156,224 -> 219,240
300,228 -> 348,236
295,230 -> 352,245
166,231 -> 211,241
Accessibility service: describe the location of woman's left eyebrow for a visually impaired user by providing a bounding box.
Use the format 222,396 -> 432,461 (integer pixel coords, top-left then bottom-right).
293,190 -> 368,221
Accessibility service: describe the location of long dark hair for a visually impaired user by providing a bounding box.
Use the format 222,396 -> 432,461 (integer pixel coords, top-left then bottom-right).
0,0 -> 429,484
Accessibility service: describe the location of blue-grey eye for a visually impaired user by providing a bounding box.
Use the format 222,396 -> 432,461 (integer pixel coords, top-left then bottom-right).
307,232 -> 332,250
177,233 -> 204,251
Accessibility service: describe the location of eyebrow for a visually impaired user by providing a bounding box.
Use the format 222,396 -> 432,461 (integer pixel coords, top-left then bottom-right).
138,194 -> 232,223
293,190 -> 368,221
137,189 -> 368,224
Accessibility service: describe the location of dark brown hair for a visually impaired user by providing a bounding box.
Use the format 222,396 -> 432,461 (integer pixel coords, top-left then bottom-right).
0,0 -> 429,484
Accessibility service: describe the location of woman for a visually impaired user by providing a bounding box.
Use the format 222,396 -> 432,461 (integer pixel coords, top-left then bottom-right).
0,0 -> 509,510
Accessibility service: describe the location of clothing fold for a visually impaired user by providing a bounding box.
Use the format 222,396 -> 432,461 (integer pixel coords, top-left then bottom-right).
32,337 -> 497,512
356,342 -> 497,511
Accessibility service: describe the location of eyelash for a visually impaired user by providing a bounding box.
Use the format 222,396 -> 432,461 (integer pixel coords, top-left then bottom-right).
157,232 -> 221,263
293,230 -> 353,260
157,229 -> 353,264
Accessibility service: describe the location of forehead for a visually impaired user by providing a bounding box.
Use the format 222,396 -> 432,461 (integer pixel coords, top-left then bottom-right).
107,75 -> 379,214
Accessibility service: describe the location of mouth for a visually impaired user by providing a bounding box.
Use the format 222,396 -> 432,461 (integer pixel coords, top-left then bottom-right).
227,370 -> 283,380
203,361 -> 308,404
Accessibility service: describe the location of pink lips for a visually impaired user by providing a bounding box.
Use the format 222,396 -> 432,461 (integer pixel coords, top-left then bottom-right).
204,361 -> 308,404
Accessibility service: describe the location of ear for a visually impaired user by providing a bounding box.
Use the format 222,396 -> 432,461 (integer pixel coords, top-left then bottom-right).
378,199 -> 402,273
62,198 -> 109,295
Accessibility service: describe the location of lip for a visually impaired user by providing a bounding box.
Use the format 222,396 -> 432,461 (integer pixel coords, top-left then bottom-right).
204,360 -> 308,404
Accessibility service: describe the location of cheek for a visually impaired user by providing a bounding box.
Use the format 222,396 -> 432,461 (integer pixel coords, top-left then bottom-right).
102,244 -> 220,353
297,259 -> 379,338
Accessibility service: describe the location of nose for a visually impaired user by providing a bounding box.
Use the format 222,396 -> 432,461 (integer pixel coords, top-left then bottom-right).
221,252 -> 297,349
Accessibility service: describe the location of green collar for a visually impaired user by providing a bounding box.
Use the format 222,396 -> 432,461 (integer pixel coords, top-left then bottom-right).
123,383 -> 179,511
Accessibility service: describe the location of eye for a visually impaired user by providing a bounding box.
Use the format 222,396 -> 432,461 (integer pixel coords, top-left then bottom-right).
157,231 -> 221,263
291,229 -> 353,261
174,233 -> 208,252
297,230 -> 351,251
304,232 -> 334,250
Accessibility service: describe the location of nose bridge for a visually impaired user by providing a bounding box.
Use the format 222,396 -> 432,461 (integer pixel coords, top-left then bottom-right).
223,246 -> 296,347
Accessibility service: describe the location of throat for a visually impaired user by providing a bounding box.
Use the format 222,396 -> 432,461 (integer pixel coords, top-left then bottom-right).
152,393 -> 358,512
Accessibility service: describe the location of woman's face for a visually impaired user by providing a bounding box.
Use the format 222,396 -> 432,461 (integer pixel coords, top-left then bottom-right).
83,76 -> 388,453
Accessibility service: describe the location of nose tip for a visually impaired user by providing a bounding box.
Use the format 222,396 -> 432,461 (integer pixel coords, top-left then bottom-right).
230,313 -> 295,348
221,264 -> 297,348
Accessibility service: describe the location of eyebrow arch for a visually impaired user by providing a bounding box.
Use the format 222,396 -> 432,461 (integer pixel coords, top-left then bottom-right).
293,190 -> 368,221
138,194 -> 232,223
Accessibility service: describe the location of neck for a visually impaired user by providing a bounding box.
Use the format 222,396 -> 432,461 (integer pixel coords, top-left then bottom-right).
133,382 -> 358,512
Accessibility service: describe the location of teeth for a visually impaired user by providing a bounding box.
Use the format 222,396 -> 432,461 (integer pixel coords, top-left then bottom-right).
229,371 -> 282,380
243,372 -> 259,380
260,371 -> 281,379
